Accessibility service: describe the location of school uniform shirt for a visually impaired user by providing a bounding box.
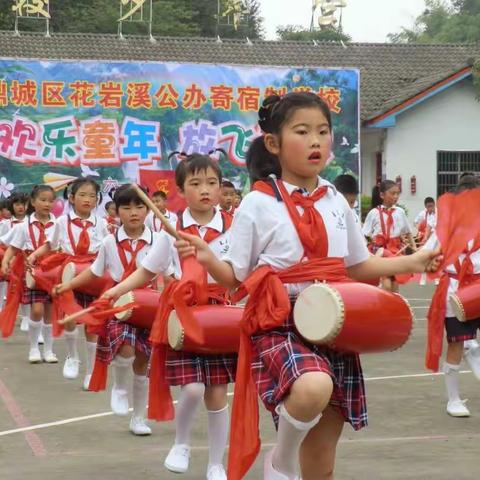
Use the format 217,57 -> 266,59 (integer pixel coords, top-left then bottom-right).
424,233 -> 480,317
145,210 -> 178,233
414,210 -> 436,229
223,177 -> 369,296
9,214 -> 56,252
47,211 -> 108,255
362,205 -> 412,239
142,206 -> 230,283
0,217 -> 25,246
90,225 -> 174,282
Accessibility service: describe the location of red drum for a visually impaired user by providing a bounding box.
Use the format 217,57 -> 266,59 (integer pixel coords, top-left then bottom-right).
113,288 -> 161,329
449,280 -> 480,322
293,282 -> 413,354
168,305 -> 243,354
62,261 -> 111,297
26,265 -> 62,291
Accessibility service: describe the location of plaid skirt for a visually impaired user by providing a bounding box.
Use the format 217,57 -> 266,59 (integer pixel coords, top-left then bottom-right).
165,349 -> 237,386
96,318 -> 151,364
252,312 -> 367,431
20,276 -> 51,305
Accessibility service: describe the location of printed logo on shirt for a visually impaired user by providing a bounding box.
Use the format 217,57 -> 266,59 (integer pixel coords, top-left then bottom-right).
331,210 -> 346,230
218,239 -> 230,255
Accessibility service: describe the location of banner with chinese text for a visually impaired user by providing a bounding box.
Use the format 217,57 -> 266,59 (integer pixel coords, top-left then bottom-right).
0,59 -> 359,207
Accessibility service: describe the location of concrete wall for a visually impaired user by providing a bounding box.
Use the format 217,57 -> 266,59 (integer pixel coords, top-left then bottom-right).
374,78 -> 480,222
360,129 -> 384,198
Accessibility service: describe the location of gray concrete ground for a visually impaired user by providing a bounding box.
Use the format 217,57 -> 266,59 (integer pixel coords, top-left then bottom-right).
1,283 -> 479,480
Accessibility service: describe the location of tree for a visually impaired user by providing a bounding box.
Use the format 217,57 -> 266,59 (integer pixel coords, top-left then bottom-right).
387,0 -> 480,43
276,25 -> 351,43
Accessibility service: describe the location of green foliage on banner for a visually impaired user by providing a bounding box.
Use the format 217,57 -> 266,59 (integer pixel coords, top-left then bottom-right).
0,0 -> 264,38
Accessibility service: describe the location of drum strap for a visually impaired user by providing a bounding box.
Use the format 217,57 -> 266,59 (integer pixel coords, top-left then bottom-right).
68,216 -> 94,256
28,217 -> 54,250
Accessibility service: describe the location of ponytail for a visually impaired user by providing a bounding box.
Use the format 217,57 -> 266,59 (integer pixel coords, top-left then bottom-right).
246,136 -> 281,184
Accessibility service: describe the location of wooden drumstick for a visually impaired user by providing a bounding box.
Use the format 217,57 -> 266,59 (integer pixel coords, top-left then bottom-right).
131,183 -> 180,240
59,307 -> 96,325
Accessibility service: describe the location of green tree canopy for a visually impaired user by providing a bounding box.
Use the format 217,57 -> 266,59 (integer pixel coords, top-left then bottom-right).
0,0 -> 264,38
276,24 -> 351,43
387,0 -> 480,43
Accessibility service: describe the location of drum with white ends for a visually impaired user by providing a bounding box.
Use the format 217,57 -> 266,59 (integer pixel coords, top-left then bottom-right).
113,288 -> 161,329
293,282 -> 413,354
62,261 -> 111,297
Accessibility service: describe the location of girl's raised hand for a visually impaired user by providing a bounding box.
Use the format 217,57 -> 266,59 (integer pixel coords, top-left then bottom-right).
175,231 -> 216,267
410,247 -> 443,273
52,283 -> 71,297
99,287 -> 121,303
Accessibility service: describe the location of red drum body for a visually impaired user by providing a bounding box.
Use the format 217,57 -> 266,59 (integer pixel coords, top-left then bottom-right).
293,282 -> 413,354
168,305 -> 243,354
26,265 -> 62,291
114,288 -> 161,329
62,262 -> 111,297
450,280 -> 480,322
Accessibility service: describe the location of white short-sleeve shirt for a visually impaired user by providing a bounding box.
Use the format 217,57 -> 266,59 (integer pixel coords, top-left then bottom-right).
47,211 -> 109,255
362,206 -> 412,238
90,225 -> 174,283
9,214 -> 56,251
142,206 -> 230,284
424,233 -> 480,317
145,210 -> 178,233
0,217 -> 26,246
222,177 -> 369,294
414,210 -> 436,229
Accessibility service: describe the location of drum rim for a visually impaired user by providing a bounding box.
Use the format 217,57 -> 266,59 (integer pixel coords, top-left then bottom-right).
384,293 -> 414,352
450,294 -> 466,323
114,291 -> 135,320
61,261 -> 75,283
25,269 -> 35,289
167,310 -> 184,351
293,282 -> 345,346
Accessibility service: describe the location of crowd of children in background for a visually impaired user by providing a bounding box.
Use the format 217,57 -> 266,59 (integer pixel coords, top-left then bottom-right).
0,91 -> 479,480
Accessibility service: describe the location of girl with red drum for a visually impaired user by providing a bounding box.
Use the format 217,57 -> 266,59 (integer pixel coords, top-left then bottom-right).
175,92 -> 440,480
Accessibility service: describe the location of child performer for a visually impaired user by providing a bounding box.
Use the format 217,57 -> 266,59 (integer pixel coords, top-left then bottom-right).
145,190 -> 178,233
0,192 -> 29,328
234,190 -> 242,209
425,174 -> 480,417
362,180 -> 416,292
174,92 -> 440,480
104,201 -> 120,234
102,154 -> 235,480
333,174 -> 360,224
1,185 -> 57,363
414,196 -> 436,245
219,180 -> 236,215
54,184 -> 174,434
27,178 -> 108,389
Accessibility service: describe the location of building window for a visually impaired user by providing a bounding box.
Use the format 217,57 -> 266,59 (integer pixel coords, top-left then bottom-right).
437,150 -> 480,196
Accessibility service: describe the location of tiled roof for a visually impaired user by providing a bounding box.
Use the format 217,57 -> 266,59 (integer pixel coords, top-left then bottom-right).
0,31 -> 479,122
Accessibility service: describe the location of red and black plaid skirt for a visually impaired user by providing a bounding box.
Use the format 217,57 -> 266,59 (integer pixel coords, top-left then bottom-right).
20,276 -> 51,305
74,292 -> 96,309
165,349 -> 237,387
96,318 -> 151,364
251,311 -> 367,431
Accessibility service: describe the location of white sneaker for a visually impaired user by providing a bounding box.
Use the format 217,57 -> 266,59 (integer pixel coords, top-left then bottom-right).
263,449 -> 299,480
43,350 -> 58,364
38,332 -> 44,344
446,399 -> 470,417
129,416 -> 152,436
83,374 -> 92,391
20,317 -> 29,332
207,464 -> 227,480
164,444 -> 191,473
63,357 -> 80,379
28,347 -> 42,363
111,387 -> 129,415
464,346 -> 480,380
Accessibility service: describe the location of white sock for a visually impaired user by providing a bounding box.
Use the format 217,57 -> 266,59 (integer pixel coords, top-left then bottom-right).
28,319 -> 42,350
464,339 -> 480,350
85,341 -> 97,376
272,403 -> 322,478
112,355 -> 134,391
132,374 -> 148,418
64,328 -> 79,359
174,382 -> 205,446
443,362 -> 461,401
207,405 -> 229,467
42,323 -> 54,353
20,303 -> 31,321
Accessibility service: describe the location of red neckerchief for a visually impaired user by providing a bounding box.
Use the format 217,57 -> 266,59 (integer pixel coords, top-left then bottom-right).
176,209 -> 233,244
28,216 -> 55,250
116,230 -> 151,281
378,206 -> 394,242
68,216 -> 94,255
253,179 -> 329,259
